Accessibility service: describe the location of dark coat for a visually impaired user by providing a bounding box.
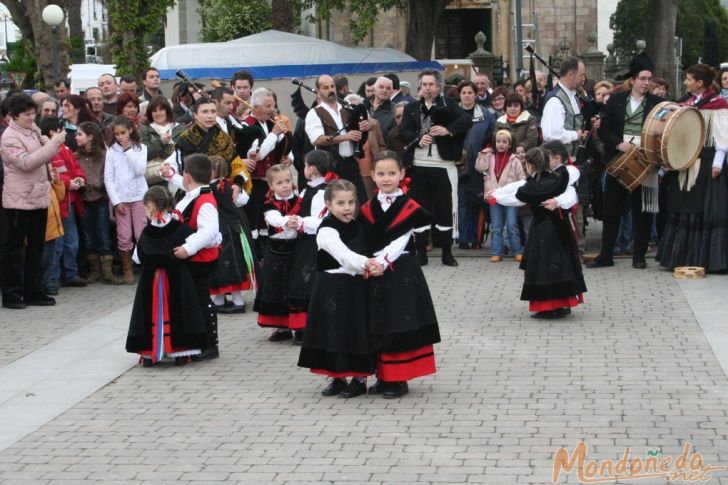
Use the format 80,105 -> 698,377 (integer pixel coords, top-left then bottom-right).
398,96 -> 472,163
598,91 -> 663,161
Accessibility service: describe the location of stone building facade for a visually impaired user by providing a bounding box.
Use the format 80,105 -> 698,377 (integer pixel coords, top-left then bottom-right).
305,0 -> 603,81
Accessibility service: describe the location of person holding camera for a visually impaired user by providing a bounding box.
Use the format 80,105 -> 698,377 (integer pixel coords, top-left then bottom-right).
1,94 -> 67,309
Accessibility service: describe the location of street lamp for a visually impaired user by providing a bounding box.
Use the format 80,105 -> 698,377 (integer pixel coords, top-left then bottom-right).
42,4 -> 64,81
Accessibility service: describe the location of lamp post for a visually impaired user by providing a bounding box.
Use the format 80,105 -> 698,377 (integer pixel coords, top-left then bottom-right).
42,4 -> 64,82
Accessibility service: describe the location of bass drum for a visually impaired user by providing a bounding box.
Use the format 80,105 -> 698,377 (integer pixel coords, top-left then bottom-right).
606,144 -> 656,192
641,101 -> 706,171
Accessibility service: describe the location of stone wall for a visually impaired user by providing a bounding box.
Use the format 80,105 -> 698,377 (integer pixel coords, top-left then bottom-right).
527,0 -> 598,56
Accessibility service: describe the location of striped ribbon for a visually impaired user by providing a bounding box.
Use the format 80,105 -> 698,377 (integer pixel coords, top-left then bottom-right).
151,269 -> 170,363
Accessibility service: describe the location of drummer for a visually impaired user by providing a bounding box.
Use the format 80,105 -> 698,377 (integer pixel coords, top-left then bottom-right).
587,52 -> 663,270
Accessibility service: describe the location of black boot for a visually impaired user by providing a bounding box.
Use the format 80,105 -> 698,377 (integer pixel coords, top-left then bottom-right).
415,231 -> 429,266
587,220 -> 618,268
439,230 -> 458,267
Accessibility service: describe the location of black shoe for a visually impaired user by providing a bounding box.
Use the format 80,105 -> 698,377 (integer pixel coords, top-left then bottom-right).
218,303 -> 245,314
321,378 -> 347,396
142,358 -> 154,367
368,379 -> 387,395
632,259 -> 647,269
417,252 -> 428,266
586,259 -> 614,268
268,329 -> 293,342
561,307 -> 572,316
2,300 -> 26,310
174,356 -> 191,366
45,286 -> 59,296
531,309 -> 562,319
26,296 -> 56,306
458,242 -> 471,250
340,378 -> 367,398
191,347 -> 219,361
441,251 -> 459,267
293,330 -> 304,346
383,381 -> 409,399
62,275 -> 87,287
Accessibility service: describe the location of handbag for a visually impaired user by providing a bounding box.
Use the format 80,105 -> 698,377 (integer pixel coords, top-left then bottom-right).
145,157 -> 166,185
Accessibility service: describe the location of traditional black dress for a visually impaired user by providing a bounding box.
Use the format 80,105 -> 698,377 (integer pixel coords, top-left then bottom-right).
360,192 -> 440,382
297,216 -> 376,377
287,179 -> 327,330
656,91 -> 728,273
126,216 -> 209,362
253,194 -> 300,328
515,170 -> 587,311
208,178 -> 256,295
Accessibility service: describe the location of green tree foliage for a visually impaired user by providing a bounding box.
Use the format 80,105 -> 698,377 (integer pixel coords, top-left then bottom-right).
4,40 -> 37,88
199,0 -> 272,42
106,0 -> 176,77
611,0 -> 728,68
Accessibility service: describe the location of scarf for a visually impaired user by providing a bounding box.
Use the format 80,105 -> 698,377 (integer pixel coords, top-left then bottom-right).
494,151 -> 510,182
150,122 -> 173,137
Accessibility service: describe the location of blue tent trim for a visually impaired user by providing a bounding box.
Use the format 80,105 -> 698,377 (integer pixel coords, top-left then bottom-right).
157,61 -> 442,81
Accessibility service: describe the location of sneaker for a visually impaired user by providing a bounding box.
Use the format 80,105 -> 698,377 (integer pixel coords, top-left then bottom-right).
490,256 -> 502,263
514,254 -> 523,262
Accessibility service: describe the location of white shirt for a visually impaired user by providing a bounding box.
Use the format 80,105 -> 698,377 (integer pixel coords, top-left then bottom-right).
174,186 -> 222,257
316,226 -> 368,276
492,165 -> 579,210
263,194 -> 299,240
297,177 -> 327,234
541,82 -> 581,145
305,102 -> 353,157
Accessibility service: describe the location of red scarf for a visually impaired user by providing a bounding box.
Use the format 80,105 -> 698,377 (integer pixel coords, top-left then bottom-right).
494,151 -> 510,182
506,113 -> 519,124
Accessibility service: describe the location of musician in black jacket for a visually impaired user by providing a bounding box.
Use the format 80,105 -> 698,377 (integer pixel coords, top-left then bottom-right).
588,52 -> 663,269
398,68 -> 472,267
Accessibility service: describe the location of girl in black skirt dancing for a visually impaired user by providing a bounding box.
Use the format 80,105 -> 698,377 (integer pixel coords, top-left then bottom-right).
297,179 -> 382,398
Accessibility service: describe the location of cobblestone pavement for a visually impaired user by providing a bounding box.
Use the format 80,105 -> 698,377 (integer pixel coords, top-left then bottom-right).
1,253 -> 727,484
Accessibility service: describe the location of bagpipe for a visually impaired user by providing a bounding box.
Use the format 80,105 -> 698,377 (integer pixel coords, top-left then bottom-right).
403,102 -> 458,154
291,79 -> 369,157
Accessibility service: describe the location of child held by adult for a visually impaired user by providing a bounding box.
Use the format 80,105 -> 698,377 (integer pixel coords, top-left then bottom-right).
298,179 -> 384,398
360,150 -> 441,399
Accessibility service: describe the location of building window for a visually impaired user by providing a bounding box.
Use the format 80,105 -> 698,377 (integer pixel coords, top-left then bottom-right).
436,8 -> 492,59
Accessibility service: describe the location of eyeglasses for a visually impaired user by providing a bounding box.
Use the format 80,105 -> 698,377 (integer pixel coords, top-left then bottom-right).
493,97 -> 505,102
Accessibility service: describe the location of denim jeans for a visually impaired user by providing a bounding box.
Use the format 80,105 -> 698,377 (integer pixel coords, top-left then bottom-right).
457,181 -> 477,244
490,203 -> 522,256
81,200 -> 113,256
60,204 -> 80,280
614,212 -> 633,253
43,237 -> 63,290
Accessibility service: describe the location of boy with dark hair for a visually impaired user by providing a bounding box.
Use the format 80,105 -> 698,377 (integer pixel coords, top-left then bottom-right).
172,153 -> 222,360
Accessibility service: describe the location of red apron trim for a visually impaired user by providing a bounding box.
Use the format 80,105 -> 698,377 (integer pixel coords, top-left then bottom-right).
257,314 -> 290,328
528,294 -> 583,312
376,345 -> 436,381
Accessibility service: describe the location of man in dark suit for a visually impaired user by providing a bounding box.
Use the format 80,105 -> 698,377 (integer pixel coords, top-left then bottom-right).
588,52 -> 663,269
398,68 -> 471,267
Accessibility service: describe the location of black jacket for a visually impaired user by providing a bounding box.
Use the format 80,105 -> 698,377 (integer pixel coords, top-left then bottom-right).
598,91 -> 663,161
398,96 -> 472,163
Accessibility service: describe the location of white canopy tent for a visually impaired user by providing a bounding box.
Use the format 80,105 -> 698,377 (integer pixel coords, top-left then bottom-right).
150,30 -> 440,80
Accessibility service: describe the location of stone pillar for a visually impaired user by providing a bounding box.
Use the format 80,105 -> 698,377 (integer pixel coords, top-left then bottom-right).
468,31 -> 495,81
580,31 -> 605,82
605,44 -> 618,82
